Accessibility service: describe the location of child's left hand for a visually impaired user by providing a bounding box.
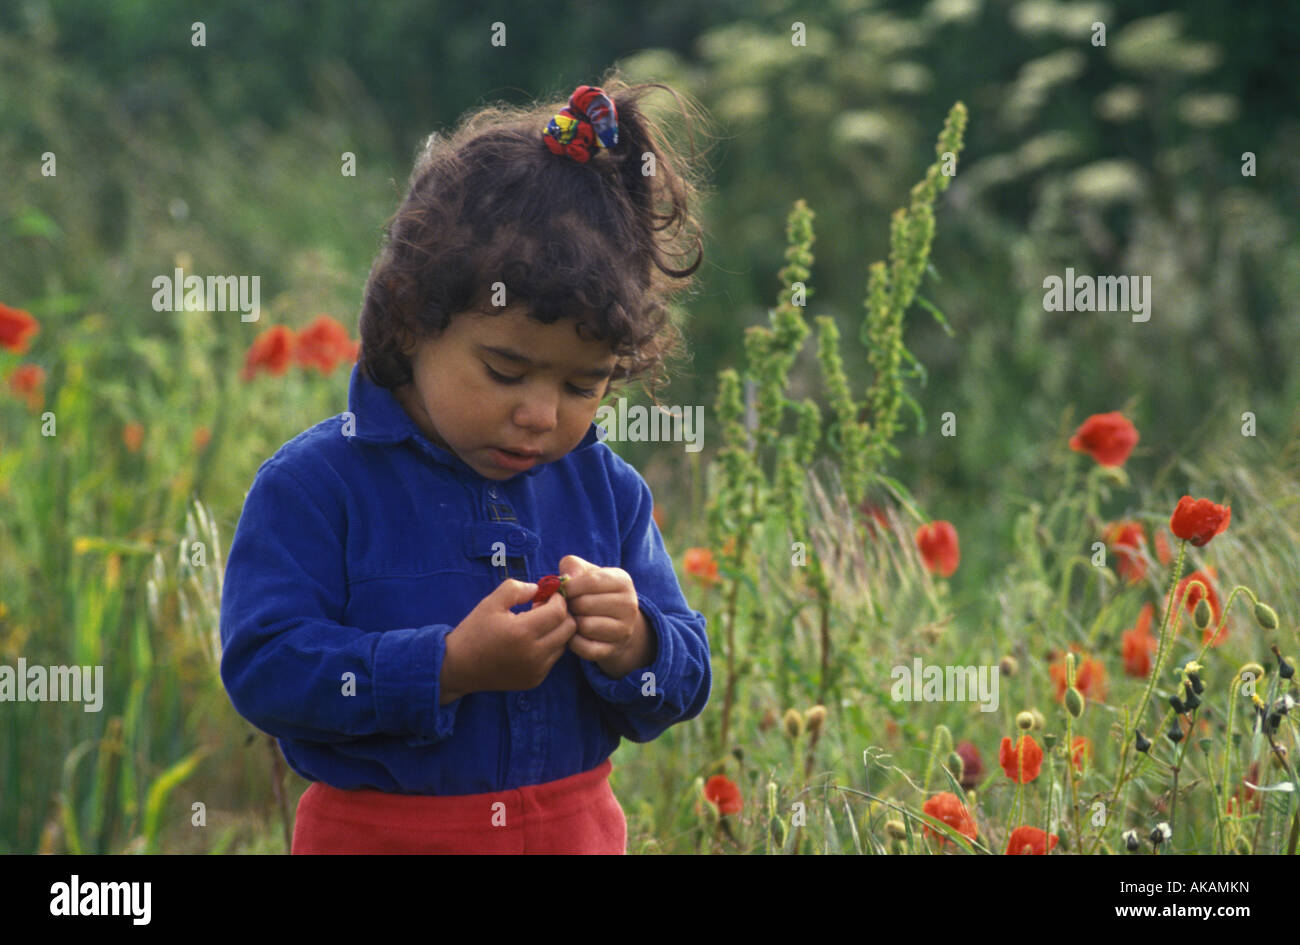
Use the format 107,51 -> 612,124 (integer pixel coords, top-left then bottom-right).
558,554 -> 656,678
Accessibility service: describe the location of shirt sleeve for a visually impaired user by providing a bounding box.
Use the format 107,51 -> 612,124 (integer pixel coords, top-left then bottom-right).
219,458 -> 461,745
578,454 -> 712,742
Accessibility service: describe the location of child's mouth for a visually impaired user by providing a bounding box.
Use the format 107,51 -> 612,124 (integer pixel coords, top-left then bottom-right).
491,447 -> 540,470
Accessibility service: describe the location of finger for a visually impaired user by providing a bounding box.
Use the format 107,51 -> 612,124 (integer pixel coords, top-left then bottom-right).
567,633 -> 618,662
571,615 -> 629,644
564,568 -> 633,601
498,578 -> 540,609
540,612 -> 579,648
564,589 -> 634,618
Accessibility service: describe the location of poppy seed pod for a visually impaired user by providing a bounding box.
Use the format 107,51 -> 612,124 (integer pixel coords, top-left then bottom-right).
1182,686 -> 1201,711
1065,687 -> 1085,719
1043,732 -> 1059,750
1031,709 -> 1046,730
1167,718 -> 1184,743
1015,711 -> 1035,731
1194,598 -> 1212,631
783,708 -> 804,739
1255,602 -> 1279,631
1170,694 -> 1186,714
1151,822 -> 1172,845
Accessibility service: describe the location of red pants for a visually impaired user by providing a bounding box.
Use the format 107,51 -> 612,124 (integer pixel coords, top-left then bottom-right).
291,758 -> 626,854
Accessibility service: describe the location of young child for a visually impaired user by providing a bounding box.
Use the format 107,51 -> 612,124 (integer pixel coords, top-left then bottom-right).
219,76 -> 713,854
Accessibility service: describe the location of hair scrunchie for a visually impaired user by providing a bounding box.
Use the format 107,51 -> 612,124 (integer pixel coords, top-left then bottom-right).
542,85 -> 619,164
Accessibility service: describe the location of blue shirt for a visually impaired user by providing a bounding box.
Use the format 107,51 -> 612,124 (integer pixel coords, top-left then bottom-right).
219,362 -> 711,795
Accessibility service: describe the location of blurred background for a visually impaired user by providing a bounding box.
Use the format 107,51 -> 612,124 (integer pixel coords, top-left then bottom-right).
1,0 -> 1297,853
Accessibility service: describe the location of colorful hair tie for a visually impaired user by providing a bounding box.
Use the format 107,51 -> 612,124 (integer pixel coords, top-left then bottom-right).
542,85 -> 619,164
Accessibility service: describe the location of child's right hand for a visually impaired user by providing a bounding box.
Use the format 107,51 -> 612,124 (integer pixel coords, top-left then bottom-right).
440,579 -> 578,701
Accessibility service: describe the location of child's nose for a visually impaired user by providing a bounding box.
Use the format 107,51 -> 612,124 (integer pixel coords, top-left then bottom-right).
513,393 -> 559,431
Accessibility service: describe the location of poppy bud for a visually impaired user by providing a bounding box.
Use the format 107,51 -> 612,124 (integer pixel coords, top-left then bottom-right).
1167,718 -> 1184,743
1065,687 -> 1085,719
1255,602 -> 1279,631
1135,730 -> 1151,753
1194,598 -> 1212,630
1016,711 -> 1035,731
884,819 -> 908,840
783,708 -> 804,739
805,704 -> 828,735
1182,686 -> 1201,711
1239,663 -> 1266,688
1123,829 -> 1140,851
999,655 -> 1019,677
1198,738 -> 1212,754
1278,654 -> 1295,680
1169,694 -> 1185,714
946,752 -> 965,783
1098,465 -> 1129,488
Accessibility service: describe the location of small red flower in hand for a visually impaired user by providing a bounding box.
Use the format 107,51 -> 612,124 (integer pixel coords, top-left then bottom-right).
531,574 -> 569,606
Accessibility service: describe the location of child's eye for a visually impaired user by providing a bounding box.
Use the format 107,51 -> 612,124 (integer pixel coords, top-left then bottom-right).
484,363 -> 599,399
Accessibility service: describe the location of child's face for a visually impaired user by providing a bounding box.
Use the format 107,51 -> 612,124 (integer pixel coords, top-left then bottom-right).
393,304 -> 618,481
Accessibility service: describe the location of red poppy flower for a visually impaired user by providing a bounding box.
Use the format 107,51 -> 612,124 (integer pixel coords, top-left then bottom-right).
1121,602 -> 1158,677
921,791 -> 978,844
703,775 -> 743,816
915,521 -> 959,577
999,735 -> 1043,783
1154,530 -> 1172,565
1169,496 -> 1231,547
1104,520 -> 1149,583
123,422 -> 144,453
859,500 -> 891,538
1049,648 -> 1108,702
0,303 -> 40,354
683,547 -> 719,586
1068,411 -> 1139,467
530,574 -> 568,606
1071,736 -> 1091,774
241,325 -> 297,380
1005,825 -> 1058,855
1175,567 -> 1227,645
193,426 -> 211,450
955,740 -> 984,790
7,363 -> 45,410
1227,762 -> 1262,816
295,315 -> 357,375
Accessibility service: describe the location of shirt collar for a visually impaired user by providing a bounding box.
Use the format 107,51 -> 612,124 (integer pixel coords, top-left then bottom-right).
346,361 -> 603,479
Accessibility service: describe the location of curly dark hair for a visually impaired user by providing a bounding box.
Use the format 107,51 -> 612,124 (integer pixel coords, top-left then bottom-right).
358,69 -> 715,403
